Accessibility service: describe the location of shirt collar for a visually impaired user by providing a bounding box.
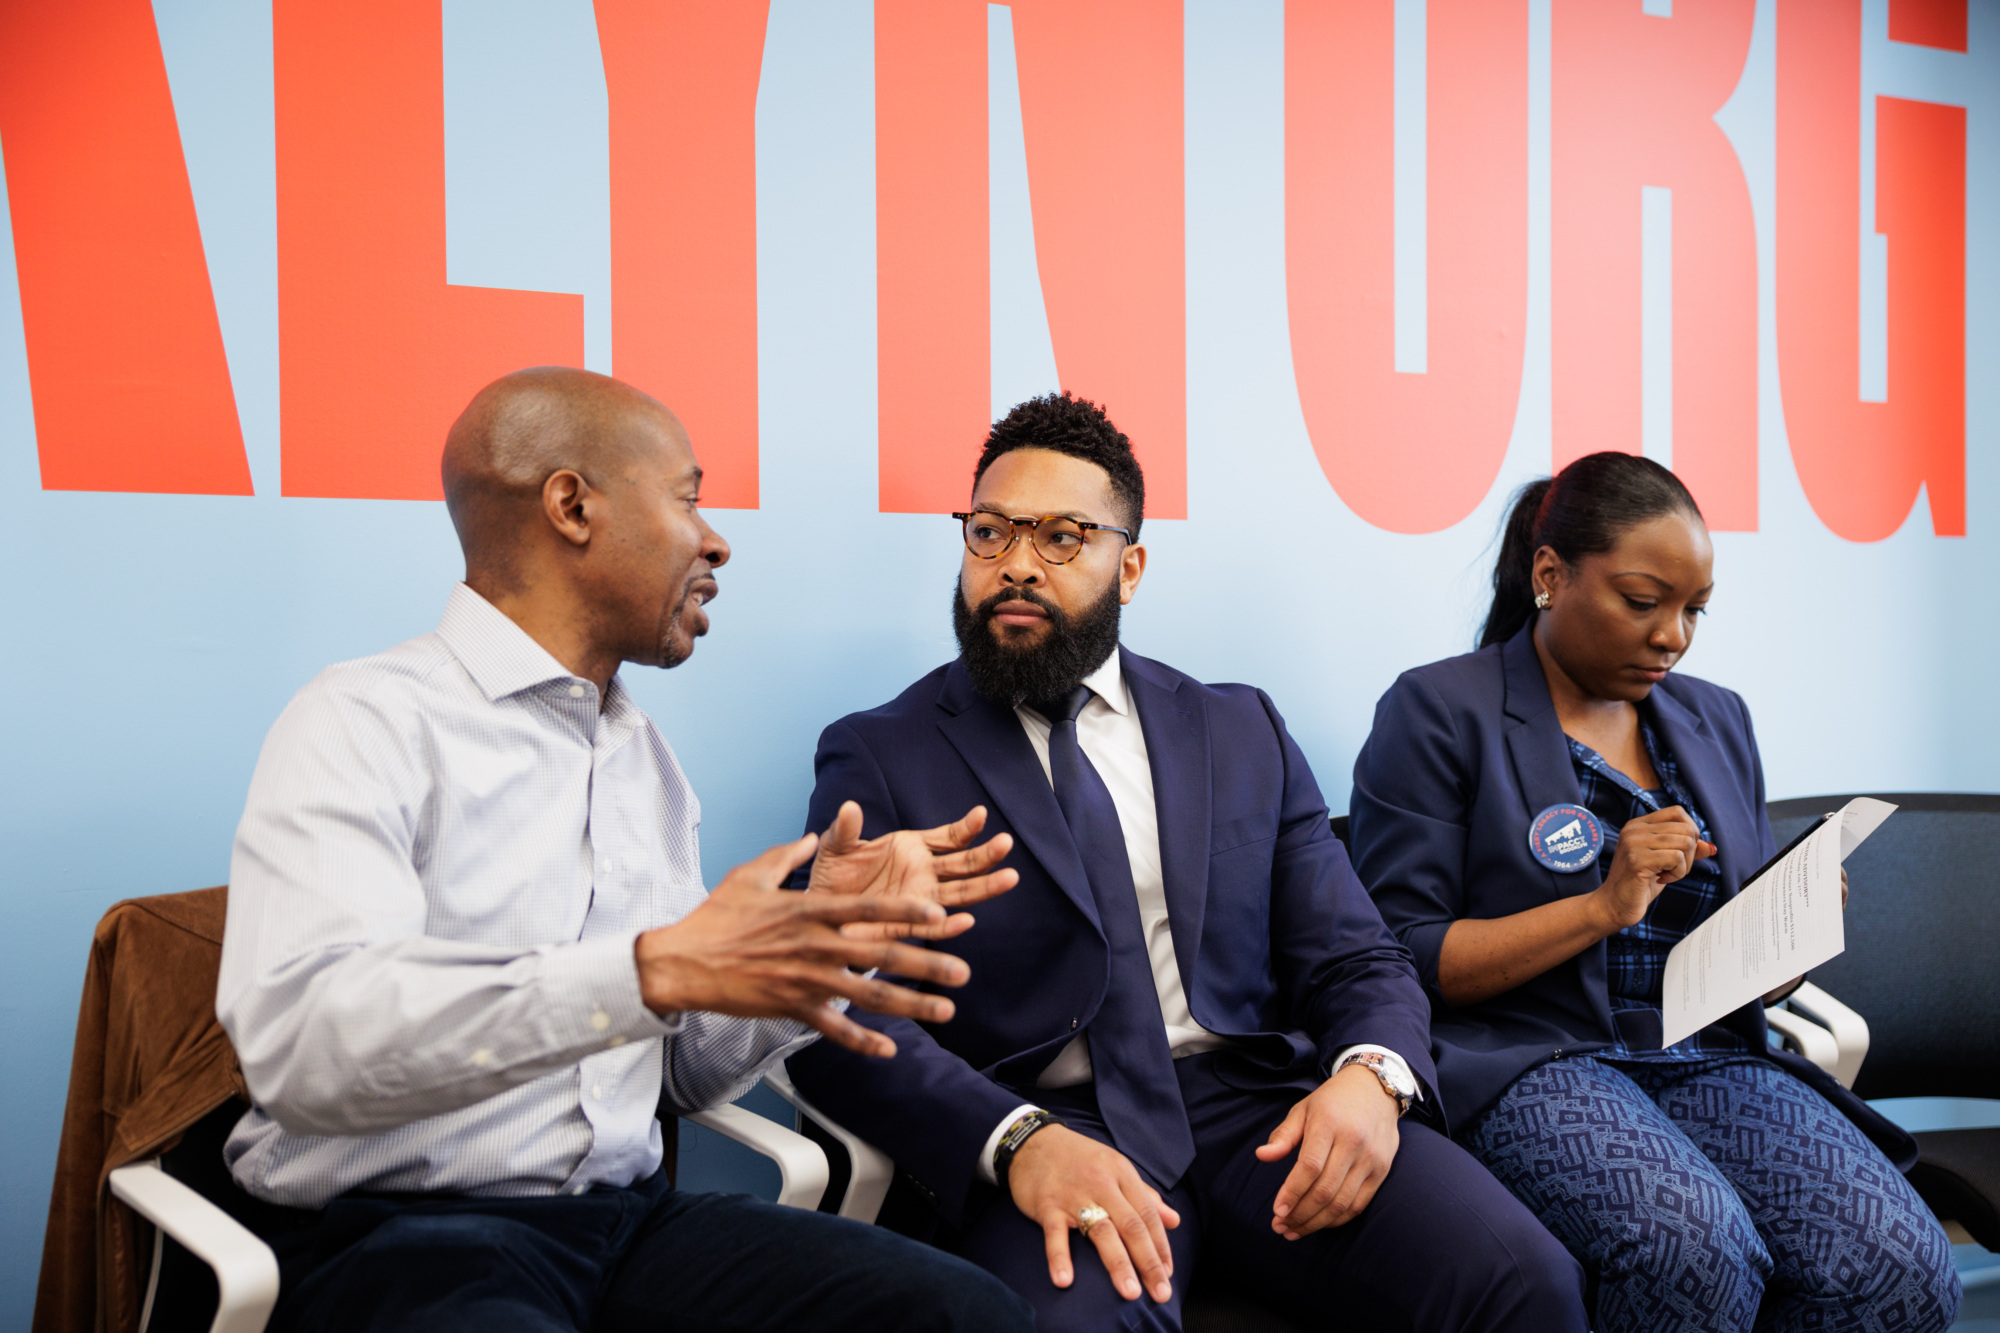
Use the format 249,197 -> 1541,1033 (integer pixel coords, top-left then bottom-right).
1078,648 -> 1130,717
436,583 -> 595,703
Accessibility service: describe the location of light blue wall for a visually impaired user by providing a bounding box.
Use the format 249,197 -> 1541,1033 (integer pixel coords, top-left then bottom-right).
2,0 -> 1995,1321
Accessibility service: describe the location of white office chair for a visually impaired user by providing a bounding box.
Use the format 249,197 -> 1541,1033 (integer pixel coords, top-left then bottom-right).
1764,980 -> 1871,1088
114,1093 -> 833,1333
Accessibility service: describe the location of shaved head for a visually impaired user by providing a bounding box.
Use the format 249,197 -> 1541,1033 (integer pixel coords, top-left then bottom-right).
439,366 -> 729,687
443,366 -> 688,585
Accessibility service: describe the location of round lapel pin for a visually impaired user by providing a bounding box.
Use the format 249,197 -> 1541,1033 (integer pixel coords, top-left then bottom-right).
1528,803 -> 1604,873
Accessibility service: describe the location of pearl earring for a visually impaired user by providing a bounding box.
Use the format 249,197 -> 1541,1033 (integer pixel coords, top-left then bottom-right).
1533,589 -> 1551,610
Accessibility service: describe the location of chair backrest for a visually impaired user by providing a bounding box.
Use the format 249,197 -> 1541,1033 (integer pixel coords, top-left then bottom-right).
1768,793 -> 2000,1101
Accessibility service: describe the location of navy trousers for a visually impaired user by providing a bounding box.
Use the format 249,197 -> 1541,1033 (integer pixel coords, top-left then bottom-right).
255,1168 -> 1033,1333
1461,1055 -> 1963,1333
949,1053 -> 1589,1333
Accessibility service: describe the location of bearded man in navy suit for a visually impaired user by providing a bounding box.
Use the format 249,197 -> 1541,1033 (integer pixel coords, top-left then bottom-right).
787,393 -> 1585,1332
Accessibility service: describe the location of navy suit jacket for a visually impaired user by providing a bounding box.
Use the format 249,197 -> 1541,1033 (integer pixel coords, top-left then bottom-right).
1348,625 -> 1915,1169
786,648 -> 1438,1223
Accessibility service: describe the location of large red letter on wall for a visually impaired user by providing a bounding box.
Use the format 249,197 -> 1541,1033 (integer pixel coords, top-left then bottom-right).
1776,0 -> 1964,540
875,0 -> 1185,518
275,0 -> 583,499
1552,0 -> 1758,530
1011,0 -> 1184,519
1287,0 -> 1528,535
876,0 -> 987,516
595,0 -> 766,509
0,0 -> 251,494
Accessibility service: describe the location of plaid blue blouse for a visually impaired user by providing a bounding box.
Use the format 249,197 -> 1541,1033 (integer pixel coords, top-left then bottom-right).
1569,714 -> 1751,1061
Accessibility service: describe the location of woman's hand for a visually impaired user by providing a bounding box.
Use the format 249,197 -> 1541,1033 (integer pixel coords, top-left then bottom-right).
1589,806 -> 1716,933
1438,805 -> 1718,1007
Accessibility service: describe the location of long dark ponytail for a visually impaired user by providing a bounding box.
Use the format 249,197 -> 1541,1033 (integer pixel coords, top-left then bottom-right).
1478,452 -> 1704,649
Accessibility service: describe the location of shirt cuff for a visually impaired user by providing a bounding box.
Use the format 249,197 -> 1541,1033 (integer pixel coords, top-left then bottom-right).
541,931 -> 684,1053
978,1103 -> 1045,1187
1331,1044 -> 1423,1103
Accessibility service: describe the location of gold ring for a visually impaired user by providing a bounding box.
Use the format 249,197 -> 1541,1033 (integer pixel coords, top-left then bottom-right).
1076,1204 -> 1110,1233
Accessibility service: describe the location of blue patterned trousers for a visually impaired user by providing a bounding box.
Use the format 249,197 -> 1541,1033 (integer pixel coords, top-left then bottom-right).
1461,1055 -> 1961,1333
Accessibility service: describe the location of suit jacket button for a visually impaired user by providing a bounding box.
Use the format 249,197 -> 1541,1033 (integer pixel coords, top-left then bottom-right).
1070,1018 -> 1079,1030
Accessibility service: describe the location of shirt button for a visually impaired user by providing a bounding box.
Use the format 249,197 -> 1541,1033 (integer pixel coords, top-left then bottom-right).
568,685 -> 586,698
591,1083 -> 604,1101
471,1048 -> 493,1067
573,1184 -> 589,1196
607,1035 -> 627,1048
590,1010 -> 611,1032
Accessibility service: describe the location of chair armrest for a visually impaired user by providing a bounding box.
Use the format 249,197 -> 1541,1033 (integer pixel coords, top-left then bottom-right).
109,1161 -> 279,1333
764,1063 -> 896,1225
1765,1006 -> 1841,1078
1784,982 -> 1870,1089
685,1103 -> 830,1210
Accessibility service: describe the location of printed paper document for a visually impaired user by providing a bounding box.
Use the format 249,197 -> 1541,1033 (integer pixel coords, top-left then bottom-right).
1660,797 -> 1896,1047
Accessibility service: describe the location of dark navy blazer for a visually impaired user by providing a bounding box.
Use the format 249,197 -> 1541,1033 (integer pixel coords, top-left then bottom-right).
787,648 -> 1439,1223
1348,625 -> 1915,1169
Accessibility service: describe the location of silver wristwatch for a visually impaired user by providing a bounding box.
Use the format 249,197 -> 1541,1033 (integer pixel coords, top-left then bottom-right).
1337,1050 -> 1416,1117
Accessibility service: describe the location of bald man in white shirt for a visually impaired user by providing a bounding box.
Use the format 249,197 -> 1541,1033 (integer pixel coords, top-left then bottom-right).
218,367 -> 1033,1333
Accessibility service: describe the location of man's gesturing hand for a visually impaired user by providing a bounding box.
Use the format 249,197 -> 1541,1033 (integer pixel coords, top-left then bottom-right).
1255,1062 -> 1401,1239
635,832 -> 971,1058
1007,1125 -> 1180,1305
807,801 -> 1020,941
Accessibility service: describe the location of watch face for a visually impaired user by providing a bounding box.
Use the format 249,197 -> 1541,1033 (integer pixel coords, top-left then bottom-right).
1350,1053 -> 1413,1104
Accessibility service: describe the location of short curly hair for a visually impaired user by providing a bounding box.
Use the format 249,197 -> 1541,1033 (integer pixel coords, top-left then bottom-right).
972,391 -> 1146,540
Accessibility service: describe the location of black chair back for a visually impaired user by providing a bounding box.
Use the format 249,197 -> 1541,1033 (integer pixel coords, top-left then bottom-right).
145,1101 -> 245,1333
1767,793 -> 2000,1101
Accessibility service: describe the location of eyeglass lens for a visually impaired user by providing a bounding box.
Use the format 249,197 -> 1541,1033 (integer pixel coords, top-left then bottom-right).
962,513 -> 1091,564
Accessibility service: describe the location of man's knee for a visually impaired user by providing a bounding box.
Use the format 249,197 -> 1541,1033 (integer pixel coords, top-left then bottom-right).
279,1213 -> 584,1333
1433,1190 -> 1589,1330
1496,1206 -> 1589,1319
884,1250 -> 1037,1333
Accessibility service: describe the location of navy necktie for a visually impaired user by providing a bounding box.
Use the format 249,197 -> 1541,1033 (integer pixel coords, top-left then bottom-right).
1042,685 -> 1196,1190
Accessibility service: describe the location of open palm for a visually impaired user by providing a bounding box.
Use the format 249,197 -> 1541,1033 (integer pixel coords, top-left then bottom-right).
806,801 -> 1019,941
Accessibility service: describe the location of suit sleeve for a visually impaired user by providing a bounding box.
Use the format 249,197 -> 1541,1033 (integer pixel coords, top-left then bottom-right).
1258,691 -> 1441,1110
1347,672 -> 1473,1006
783,720 -> 1027,1225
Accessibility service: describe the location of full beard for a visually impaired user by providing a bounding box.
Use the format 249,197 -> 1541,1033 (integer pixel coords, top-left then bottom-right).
951,576 -> 1123,713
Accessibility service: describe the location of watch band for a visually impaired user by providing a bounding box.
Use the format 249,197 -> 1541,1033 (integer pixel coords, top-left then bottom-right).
1337,1050 -> 1414,1116
993,1109 -> 1064,1191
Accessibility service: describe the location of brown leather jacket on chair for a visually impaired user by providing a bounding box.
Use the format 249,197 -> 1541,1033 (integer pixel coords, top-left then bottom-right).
33,888 -> 247,1333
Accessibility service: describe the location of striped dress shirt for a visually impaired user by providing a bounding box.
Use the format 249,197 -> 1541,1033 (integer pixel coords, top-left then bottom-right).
217,584 -> 815,1208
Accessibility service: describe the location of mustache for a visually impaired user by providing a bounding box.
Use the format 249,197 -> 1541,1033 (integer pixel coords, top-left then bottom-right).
683,572 -> 720,607
973,586 -> 1062,625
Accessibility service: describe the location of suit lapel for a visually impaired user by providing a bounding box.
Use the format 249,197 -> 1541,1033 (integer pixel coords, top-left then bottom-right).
1646,685 -> 1757,894
1124,649 -> 1211,980
1501,627 -> 1587,899
935,663 -> 1100,931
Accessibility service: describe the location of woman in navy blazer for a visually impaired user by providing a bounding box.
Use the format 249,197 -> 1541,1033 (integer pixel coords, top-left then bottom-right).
1350,453 -> 1958,1333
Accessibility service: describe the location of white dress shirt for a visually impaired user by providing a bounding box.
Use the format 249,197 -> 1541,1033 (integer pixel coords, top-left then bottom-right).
978,651 -> 1415,1183
218,584 -> 815,1208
